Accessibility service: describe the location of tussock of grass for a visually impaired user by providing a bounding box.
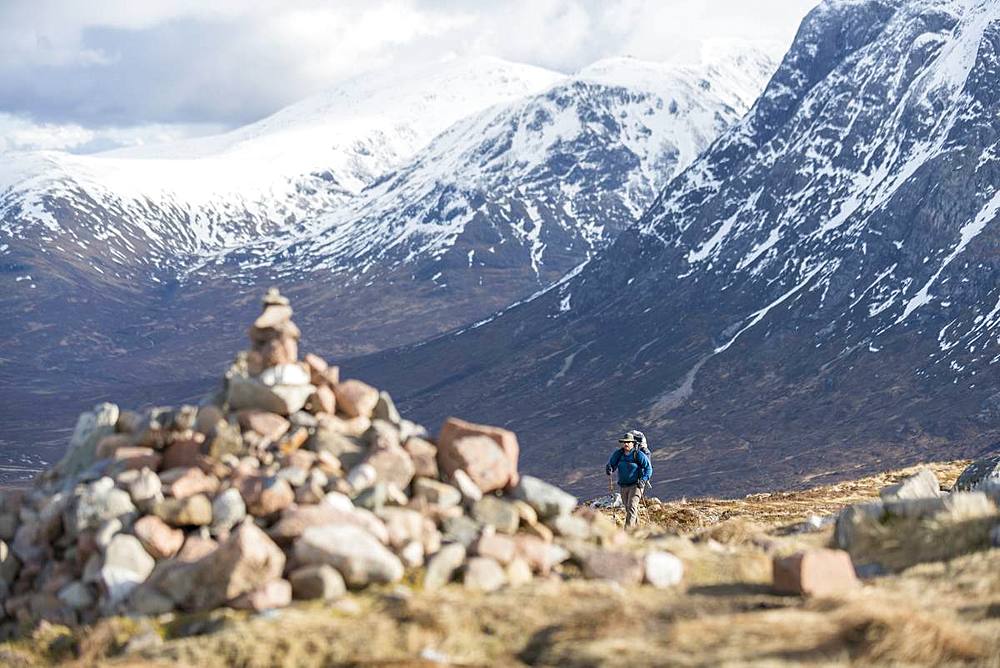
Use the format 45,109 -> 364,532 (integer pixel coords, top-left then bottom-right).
826,599 -> 990,665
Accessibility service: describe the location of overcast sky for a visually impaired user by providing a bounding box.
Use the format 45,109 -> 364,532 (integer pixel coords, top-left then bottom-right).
0,0 -> 819,153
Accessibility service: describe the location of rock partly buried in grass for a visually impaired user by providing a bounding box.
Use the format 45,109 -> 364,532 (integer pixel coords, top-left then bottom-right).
644,551 -> 684,588
463,557 -> 507,592
0,289 -> 683,629
772,549 -> 859,597
836,483 -> 1000,572
953,454 -> 1000,492
289,564 -> 347,601
879,469 -> 941,502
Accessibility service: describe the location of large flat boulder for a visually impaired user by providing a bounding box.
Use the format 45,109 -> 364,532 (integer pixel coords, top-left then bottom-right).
294,524 -> 403,588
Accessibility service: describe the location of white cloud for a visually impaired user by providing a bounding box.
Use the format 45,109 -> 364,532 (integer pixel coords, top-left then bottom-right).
0,0 -> 820,152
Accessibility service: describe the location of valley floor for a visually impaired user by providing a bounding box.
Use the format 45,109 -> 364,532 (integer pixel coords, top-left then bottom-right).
4,460 -> 999,667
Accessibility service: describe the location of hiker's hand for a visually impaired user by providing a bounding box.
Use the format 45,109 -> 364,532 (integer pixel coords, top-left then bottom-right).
638,480 -> 646,491
605,465 -> 612,476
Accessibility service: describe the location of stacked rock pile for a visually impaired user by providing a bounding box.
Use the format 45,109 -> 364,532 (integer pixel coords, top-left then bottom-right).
0,289 -> 682,628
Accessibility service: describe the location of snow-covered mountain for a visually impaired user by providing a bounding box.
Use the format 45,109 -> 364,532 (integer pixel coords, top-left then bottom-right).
0,57 -> 563,276
190,46 -> 776,350
0,47 -> 776,480
349,0 -> 1000,499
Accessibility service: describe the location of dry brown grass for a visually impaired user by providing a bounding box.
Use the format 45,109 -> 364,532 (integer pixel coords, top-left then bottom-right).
639,460 -> 971,536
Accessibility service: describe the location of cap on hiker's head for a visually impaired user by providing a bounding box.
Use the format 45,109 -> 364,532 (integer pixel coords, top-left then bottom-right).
618,432 -> 636,443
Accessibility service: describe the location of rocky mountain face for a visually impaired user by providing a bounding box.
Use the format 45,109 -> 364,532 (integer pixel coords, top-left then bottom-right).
0,50 -> 775,481
349,0 -> 1000,500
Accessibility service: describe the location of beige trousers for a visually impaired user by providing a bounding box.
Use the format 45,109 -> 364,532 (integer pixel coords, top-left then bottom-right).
621,483 -> 643,529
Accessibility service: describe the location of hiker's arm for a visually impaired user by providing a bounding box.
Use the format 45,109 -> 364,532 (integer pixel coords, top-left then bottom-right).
640,452 -> 652,482
606,450 -> 621,474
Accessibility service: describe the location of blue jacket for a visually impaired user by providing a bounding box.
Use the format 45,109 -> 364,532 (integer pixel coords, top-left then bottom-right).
607,448 -> 652,486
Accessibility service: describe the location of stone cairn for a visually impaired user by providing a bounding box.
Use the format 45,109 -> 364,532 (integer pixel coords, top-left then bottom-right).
0,289 -> 683,628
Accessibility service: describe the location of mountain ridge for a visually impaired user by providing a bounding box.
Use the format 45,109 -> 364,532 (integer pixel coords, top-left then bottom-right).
345,0 -> 1000,499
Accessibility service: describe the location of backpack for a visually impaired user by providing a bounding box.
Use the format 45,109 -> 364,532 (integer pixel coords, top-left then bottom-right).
629,430 -> 652,485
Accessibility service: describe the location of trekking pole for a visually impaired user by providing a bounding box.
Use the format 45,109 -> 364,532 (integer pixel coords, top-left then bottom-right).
607,475 -> 618,526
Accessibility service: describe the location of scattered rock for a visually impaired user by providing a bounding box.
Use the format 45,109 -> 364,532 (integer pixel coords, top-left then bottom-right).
581,549 -> 643,585
0,539 -> 20,585
230,579 -> 292,611
412,478 -> 462,508
365,444 -> 416,492
66,477 -> 137,538
954,454 -> 1000,492
335,379 -> 380,418
505,557 -> 534,587
126,468 -> 163,511
513,535 -> 553,575
127,585 -> 176,616
167,523 -> 286,612
880,469 -> 941,501
238,410 -> 291,442
161,467 -> 219,500
438,417 -> 520,490
346,464 -> 378,494
160,438 -> 202,471
153,494 -> 213,527
473,531 -> 517,565
304,353 -> 338,386
56,581 -> 95,611
100,534 -> 155,605
307,384 -> 336,415
463,557 -> 506,592
644,551 -> 684,588
210,488 -> 246,536
289,564 -> 346,601
270,504 -> 389,545
550,513 -> 590,540
772,549 -> 860,597
835,501 -> 885,550
228,375 -> 314,416
424,544 -> 466,590
884,491 -> 996,521
132,515 -> 184,559
472,496 -> 519,534
110,446 -> 162,473
442,515 -> 481,547
57,403 -> 119,478
239,475 -> 295,517
404,438 -> 439,479
452,469 -> 484,503
512,476 -> 577,520
378,507 -> 426,550
205,421 -> 245,460
374,391 -> 401,424
295,525 -> 404,588
309,429 -> 364,466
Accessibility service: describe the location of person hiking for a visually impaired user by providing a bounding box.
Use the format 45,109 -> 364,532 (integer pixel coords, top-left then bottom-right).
606,432 -> 652,530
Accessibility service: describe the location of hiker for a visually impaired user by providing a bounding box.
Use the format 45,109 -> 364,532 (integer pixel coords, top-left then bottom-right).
606,432 -> 653,530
